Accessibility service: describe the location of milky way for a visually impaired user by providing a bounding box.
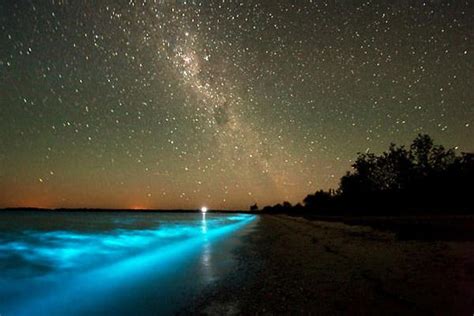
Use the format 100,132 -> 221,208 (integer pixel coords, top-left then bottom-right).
0,1 -> 472,209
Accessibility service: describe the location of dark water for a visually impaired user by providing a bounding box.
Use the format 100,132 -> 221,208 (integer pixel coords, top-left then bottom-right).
0,211 -> 257,315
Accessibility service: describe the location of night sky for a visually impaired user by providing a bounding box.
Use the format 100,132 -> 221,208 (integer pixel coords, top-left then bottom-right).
0,1 -> 472,210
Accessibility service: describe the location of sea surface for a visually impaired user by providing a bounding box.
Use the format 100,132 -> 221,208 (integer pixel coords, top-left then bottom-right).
0,211 -> 257,315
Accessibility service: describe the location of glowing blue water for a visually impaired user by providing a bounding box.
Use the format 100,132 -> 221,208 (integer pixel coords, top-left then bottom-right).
0,212 -> 257,315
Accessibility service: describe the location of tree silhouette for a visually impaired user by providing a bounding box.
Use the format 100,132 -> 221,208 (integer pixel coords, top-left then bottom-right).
250,203 -> 259,212
259,134 -> 473,215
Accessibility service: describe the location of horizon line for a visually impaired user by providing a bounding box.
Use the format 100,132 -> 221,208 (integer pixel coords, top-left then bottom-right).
0,207 -> 253,213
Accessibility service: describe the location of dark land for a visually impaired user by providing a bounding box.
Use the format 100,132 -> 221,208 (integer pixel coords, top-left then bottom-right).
188,214 -> 474,315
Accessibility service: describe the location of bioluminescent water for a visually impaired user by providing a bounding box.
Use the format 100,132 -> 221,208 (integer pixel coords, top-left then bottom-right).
0,211 -> 257,315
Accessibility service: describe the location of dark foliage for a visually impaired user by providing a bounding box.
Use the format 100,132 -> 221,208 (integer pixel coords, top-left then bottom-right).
258,134 -> 473,215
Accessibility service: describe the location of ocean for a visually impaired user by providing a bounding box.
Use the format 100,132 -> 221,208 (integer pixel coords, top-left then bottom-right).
0,211 -> 257,315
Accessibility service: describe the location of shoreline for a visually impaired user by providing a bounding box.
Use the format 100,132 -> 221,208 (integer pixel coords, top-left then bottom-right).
189,214 -> 474,314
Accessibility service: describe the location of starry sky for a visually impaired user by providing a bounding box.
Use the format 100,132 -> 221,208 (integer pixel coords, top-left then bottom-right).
0,1 -> 472,210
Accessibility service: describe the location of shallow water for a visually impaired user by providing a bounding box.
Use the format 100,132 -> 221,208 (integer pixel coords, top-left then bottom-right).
0,211 -> 257,315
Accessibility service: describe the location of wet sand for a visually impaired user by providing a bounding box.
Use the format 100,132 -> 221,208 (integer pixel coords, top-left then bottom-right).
189,215 -> 474,315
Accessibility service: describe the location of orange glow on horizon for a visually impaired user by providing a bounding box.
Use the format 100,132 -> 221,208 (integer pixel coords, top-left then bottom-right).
130,205 -> 150,211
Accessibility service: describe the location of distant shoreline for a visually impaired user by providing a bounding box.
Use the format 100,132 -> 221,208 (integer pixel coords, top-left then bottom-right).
1,207 -> 471,217
0,207 -> 258,214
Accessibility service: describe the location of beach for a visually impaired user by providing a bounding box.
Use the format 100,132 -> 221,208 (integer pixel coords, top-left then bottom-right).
190,214 -> 474,315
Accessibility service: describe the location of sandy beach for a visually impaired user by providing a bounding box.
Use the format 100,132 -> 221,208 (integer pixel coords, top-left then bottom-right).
189,215 -> 474,315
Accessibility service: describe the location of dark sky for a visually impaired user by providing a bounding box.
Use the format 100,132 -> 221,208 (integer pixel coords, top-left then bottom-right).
0,0 -> 472,210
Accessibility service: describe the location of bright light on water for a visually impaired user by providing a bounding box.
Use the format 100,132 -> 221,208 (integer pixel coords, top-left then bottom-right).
201,206 -> 208,213
0,212 -> 256,315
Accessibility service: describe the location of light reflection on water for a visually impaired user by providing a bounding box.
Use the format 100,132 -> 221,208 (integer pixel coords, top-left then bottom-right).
0,212 -> 256,315
200,212 -> 214,283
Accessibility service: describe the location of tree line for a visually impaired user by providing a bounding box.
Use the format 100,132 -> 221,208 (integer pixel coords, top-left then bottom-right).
252,134 -> 473,215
